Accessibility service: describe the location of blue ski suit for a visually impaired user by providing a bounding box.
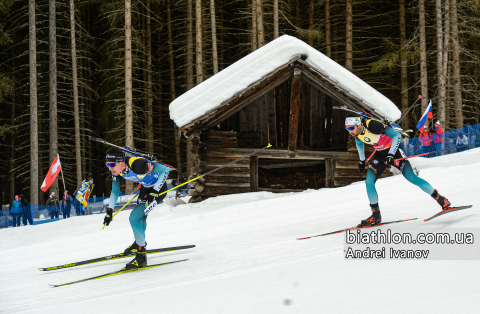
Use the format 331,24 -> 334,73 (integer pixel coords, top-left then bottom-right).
109,157 -> 170,247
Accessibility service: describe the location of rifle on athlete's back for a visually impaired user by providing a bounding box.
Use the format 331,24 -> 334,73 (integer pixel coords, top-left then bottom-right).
89,137 -> 178,170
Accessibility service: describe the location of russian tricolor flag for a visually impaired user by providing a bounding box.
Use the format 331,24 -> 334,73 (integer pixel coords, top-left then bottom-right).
416,100 -> 433,130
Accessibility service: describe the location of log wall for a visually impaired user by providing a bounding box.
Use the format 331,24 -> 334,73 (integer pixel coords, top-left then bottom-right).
188,129 -> 391,203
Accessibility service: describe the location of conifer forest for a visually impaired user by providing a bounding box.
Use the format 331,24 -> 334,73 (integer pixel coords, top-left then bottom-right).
1,0 -> 480,205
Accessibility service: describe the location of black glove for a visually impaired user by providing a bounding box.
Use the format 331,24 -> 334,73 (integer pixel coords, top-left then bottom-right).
103,208 -> 113,226
144,186 -> 161,215
386,154 -> 395,167
358,160 -> 366,173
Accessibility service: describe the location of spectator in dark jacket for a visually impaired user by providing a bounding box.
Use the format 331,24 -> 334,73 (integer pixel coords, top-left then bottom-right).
46,192 -> 59,219
11,195 -> 22,227
62,191 -> 73,219
19,194 -> 32,225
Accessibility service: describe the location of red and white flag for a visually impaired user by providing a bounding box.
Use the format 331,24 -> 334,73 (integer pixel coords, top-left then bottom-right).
41,154 -> 62,192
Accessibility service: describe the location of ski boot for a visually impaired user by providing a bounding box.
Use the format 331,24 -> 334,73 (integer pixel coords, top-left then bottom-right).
124,241 -> 147,255
359,204 -> 382,227
125,245 -> 147,269
431,189 -> 451,210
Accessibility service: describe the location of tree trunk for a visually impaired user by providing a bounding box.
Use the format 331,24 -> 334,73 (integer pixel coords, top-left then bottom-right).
187,0 -> 194,89
332,1 -> 338,61
443,0 -> 450,127
295,0 -> 301,38
210,0 -> 218,73
196,0 -> 203,83
156,14 -> 163,159
345,0 -> 353,71
167,0 -> 175,99
125,0 -> 133,192
273,0 -> 278,39
325,0 -> 331,58
419,0 -> 429,112
256,0 -> 264,48
220,0 -> 224,69
436,0 -> 446,126
174,124 -> 182,179
450,0 -> 462,128
146,0 -> 153,154
29,0 -> 38,205
70,0 -> 82,186
186,0 -> 194,178
251,0 -> 257,51
308,0 -> 314,46
10,72 -> 15,202
399,0 -> 408,129
38,119 -> 44,205
49,0 -> 58,194
168,0 -> 182,177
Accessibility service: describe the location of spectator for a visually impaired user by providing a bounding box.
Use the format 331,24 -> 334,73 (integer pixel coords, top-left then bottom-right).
419,126 -> 432,155
433,120 -> 444,157
19,193 -> 32,225
75,178 -> 94,215
456,132 -> 469,152
11,195 -> 22,227
46,192 -> 59,219
62,191 -> 73,219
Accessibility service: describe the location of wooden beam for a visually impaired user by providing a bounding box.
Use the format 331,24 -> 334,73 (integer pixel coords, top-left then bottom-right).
250,156 -> 258,192
258,188 -> 305,193
259,160 -> 324,169
325,158 -> 335,188
288,68 -> 302,158
206,147 -> 352,160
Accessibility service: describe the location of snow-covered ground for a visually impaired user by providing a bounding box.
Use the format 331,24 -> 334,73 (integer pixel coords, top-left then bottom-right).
2,148 -> 480,314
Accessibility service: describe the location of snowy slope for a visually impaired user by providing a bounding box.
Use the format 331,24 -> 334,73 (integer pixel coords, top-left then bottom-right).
1,148 -> 480,314
169,35 -> 401,129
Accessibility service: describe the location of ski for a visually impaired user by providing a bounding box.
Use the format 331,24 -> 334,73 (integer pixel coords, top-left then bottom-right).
39,245 -> 195,271
50,259 -> 188,287
424,205 -> 473,222
297,218 -> 418,240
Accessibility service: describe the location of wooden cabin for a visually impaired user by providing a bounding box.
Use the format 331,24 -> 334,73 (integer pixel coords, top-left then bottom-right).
170,37 -> 397,203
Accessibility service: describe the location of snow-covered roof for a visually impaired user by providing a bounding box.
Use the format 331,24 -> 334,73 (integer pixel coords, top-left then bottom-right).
169,35 -> 401,129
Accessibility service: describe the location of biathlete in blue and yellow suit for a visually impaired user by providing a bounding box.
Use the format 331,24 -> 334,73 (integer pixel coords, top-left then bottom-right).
345,117 -> 452,227
75,178 -> 94,214
103,147 -> 169,269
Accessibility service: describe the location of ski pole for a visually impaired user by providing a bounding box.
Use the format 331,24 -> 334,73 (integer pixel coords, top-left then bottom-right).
157,143 -> 273,197
393,141 -> 480,165
366,149 -> 377,163
102,184 -> 141,229
397,95 -> 422,124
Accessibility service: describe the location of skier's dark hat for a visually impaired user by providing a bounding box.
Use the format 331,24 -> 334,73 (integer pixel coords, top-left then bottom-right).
105,149 -> 125,164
